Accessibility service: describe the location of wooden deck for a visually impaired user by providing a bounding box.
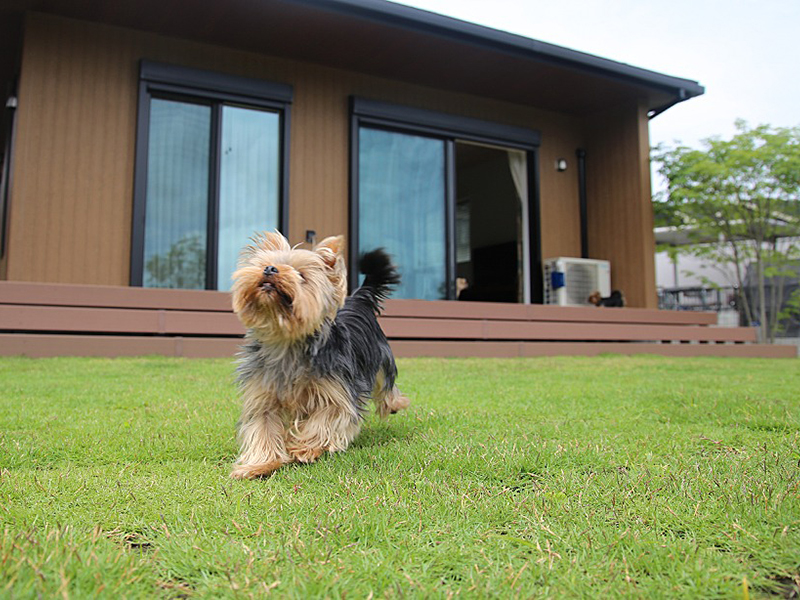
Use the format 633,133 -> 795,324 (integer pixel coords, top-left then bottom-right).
0,281 -> 794,358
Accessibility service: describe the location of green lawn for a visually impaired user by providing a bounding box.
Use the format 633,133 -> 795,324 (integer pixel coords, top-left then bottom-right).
1,355 -> 798,598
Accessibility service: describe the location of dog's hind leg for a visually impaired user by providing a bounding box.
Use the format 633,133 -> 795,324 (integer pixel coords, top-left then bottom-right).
374,385 -> 410,418
372,368 -> 410,419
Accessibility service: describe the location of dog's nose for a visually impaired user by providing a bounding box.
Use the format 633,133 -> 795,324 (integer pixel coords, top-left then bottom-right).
263,265 -> 279,277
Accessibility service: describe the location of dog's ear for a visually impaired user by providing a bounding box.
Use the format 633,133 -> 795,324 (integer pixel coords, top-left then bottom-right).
314,235 -> 345,269
314,235 -> 347,301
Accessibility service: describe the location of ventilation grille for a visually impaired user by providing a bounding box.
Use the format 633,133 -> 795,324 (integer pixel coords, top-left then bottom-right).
564,262 -> 599,305
543,258 -> 611,306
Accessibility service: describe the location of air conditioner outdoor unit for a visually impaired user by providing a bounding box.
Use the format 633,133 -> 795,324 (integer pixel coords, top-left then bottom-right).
543,257 -> 611,306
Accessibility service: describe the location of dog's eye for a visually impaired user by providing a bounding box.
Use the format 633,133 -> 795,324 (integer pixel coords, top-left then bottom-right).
299,272 -> 308,283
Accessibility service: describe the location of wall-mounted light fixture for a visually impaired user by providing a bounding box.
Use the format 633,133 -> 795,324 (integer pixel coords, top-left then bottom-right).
556,158 -> 568,172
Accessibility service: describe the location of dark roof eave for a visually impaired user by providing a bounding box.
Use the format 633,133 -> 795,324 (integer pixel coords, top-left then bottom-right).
4,0 -> 705,114
294,0 -> 705,103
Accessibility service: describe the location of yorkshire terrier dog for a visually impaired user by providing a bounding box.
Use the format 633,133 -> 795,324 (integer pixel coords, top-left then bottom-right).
229,232 -> 409,479
588,290 -> 626,307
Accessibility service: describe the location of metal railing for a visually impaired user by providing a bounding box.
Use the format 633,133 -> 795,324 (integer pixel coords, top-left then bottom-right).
658,286 -> 735,312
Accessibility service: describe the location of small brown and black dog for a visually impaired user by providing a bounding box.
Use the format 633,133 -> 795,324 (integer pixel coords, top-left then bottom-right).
588,290 -> 626,307
229,232 -> 409,479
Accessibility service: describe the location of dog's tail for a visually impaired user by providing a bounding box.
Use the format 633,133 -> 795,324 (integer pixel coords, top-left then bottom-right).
355,248 -> 400,315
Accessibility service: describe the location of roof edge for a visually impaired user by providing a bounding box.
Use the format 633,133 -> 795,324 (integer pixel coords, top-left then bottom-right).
290,0 -> 705,100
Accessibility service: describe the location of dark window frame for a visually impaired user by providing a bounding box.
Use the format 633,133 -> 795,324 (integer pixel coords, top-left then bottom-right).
349,97 -> 543,302
130,61 -> 292,288
0,78 -> 18,263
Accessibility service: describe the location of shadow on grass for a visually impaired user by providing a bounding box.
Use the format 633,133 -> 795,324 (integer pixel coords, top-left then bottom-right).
349,418 -> 416,451
756,572 -> 800,599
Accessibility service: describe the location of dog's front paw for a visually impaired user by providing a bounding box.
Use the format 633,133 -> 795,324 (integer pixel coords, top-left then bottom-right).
286,445 -> 324,464
230,460 -> 283,479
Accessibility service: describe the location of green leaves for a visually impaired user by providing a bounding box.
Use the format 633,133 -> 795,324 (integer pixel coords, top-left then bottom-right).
653,122 -> 800,235
652,122 -> 800,341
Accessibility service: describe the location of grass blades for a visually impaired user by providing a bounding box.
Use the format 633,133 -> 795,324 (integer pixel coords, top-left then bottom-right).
1,355 -> 798,598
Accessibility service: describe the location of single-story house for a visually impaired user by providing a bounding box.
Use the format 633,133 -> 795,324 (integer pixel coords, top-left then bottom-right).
1,0 -> 790,357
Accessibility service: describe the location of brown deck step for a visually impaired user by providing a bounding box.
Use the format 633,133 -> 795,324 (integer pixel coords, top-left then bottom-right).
0,304 -> 242,336
0,304 -> 753,343
0,281 -> 232,311
382,298 -> 719,326
0,281 -> 794,358
391,340 -> 795,359
379,317 -> 755,343
0,335 -> 792,359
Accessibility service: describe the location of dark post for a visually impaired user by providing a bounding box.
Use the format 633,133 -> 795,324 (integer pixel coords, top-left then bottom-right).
576,148 -> 588,259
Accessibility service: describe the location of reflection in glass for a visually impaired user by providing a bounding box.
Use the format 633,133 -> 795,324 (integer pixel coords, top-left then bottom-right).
217,106 -> 280,290
143,98 -> 210,289
358,128 -> 446,300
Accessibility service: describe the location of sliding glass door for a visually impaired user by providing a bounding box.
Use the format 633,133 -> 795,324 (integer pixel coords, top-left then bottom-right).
351,98 -> 541,303
216,105 -> 281,290
454,142 -> 530,304
143,98 -> 211,290
141,100 -> 281,290
358,128 -> 447,300
132,61 -> 291,291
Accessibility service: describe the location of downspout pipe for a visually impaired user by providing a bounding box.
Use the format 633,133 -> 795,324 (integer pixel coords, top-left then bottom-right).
576,148 -> 588,259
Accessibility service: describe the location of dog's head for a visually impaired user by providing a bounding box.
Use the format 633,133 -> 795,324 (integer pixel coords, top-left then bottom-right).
587,291 -> 602,306
231,231 -> 347,342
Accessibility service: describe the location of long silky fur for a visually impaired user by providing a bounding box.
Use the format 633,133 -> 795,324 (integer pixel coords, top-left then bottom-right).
236,248 -> 401,417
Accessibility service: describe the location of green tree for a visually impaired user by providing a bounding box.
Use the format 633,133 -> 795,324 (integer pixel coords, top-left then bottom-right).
653,121 -> 800,342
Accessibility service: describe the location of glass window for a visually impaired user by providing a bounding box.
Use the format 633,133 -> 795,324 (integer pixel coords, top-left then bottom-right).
132,62 -> 290,291
352,99 -> 541,303
217,106 -> 281,290
139,100 -> 281,291
143,98 -> 211,289
358,128 -> 447,300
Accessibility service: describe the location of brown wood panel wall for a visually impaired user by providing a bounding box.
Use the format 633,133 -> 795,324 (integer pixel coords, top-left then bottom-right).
537,115 -> 583,260
9,14 -> 138,285
583,102 -> 656,308
636,100 -> 657,301
7,13 -> 653,305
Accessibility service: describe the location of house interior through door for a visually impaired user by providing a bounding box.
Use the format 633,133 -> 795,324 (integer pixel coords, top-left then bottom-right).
455,141 -> 527,303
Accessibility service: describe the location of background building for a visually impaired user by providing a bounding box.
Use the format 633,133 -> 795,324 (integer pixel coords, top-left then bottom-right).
3,0 -> 788,357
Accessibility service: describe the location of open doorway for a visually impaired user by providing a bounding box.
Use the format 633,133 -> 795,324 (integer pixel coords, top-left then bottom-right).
454,141 -> 529,303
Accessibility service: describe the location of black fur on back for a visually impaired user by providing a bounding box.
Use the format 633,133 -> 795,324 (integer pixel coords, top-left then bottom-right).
302,248 -> 400,409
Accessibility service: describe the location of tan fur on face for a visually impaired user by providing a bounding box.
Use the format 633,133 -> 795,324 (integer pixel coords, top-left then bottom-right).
231,232 -> 347,343
314,235 -> 347,301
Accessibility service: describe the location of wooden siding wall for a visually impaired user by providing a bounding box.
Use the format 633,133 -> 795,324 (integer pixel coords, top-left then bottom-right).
7,13 -> 652,306
584,102 -> 656,308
